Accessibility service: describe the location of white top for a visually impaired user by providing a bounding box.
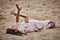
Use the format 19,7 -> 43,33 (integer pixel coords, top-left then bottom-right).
15,19 -> 53,33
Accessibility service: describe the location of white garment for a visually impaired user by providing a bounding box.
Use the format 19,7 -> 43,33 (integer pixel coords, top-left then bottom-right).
16,19 -> 53,33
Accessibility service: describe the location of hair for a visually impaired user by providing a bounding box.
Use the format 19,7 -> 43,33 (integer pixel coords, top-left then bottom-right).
6,28 -> 23,36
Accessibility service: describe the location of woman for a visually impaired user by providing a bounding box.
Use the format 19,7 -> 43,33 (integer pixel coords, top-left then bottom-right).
6,4 -> 55,35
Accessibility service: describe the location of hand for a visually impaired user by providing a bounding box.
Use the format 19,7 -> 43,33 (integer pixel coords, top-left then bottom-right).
16,4 -> 22,10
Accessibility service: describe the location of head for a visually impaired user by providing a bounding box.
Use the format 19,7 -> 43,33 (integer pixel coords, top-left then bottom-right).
6,25 -> 23,36
6,28 -> 23,36
6,25 -> 18,34
12,25 -> 18,31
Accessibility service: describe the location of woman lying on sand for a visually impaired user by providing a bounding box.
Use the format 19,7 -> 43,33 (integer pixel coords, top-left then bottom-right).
6,4 -> 55,35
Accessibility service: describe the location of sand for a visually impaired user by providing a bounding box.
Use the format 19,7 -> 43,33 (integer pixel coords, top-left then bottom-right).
0,0 -> 60,40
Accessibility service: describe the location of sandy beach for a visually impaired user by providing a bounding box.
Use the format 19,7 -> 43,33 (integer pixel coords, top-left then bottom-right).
0,0 -> 60,40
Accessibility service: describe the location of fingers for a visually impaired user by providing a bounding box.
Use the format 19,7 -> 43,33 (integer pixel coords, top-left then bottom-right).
16,4 -> 19,9
19,7 -> 22,10
16,4 -> 22,10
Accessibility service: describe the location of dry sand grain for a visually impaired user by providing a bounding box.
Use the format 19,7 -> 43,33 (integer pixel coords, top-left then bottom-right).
0,0 -> 60,40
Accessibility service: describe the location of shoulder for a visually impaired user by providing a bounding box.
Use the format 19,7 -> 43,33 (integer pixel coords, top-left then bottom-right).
29,19 -> 40,22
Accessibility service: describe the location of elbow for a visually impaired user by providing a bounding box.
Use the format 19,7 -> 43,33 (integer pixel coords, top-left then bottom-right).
25,16 -> 29,23
25,16 -> 28,18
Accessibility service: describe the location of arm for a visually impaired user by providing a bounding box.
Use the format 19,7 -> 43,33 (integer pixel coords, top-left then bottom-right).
23,15 -> 29,23
15,4 -> 22,23
20,15 -> 29,23
12,4 -> 29,23
11,13 -> 29,23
